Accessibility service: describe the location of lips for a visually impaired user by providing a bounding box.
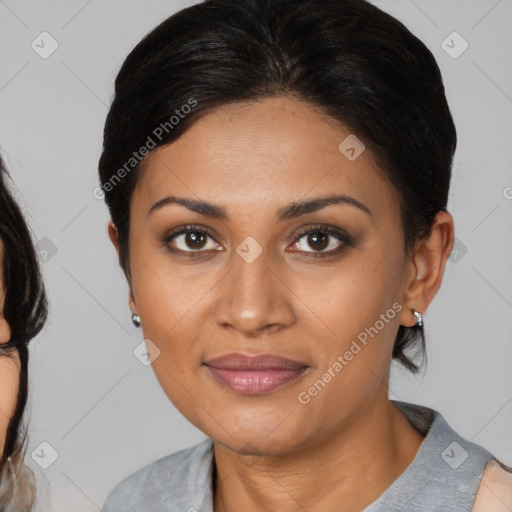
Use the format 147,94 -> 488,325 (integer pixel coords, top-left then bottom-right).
204,353 -> 309,395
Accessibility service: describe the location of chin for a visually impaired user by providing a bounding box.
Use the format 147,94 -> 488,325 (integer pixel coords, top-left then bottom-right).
208,417 -> 306,457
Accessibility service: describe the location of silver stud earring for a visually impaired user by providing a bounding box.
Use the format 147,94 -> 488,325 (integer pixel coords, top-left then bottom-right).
131,313 -> 141,328
413,310 -> 423,328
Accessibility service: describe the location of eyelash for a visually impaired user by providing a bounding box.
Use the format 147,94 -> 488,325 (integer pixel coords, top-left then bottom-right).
162,223 -> 353,259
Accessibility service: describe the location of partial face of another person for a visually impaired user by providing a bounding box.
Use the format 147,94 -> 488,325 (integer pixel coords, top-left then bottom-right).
109,95 -> 432,455
0,241 -> 20,454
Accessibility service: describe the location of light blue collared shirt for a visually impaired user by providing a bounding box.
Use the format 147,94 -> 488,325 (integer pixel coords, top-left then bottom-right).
102,400 -> 497,511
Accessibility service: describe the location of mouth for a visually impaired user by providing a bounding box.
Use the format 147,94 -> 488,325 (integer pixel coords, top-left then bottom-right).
203,352 -> 309,395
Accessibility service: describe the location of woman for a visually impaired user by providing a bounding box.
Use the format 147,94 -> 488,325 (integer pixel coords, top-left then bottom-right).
99,0 -> 512,510
0,155 -> 48,511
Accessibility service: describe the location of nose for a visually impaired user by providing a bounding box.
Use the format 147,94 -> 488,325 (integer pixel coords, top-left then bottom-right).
213,246 -> 295,337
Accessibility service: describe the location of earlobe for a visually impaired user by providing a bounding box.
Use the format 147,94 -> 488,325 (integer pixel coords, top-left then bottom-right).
399,211 -> 455,327
129,291 -> 140,327
128,290 -> 137,315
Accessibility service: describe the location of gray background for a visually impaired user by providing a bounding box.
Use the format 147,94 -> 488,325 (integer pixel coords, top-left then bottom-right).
0,0 -> 511,510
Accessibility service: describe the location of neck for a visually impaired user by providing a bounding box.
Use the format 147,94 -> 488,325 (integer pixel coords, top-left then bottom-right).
213,397 -> 425,512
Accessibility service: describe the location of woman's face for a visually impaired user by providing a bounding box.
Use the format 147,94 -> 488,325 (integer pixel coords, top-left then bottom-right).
112,95 -> 425,455
0,241 -> 20,453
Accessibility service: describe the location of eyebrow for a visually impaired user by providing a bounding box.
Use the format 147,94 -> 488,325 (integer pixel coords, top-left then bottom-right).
147,194 -> 372,221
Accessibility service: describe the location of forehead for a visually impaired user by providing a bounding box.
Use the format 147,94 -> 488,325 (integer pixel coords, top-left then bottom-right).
132,96 -> 396,216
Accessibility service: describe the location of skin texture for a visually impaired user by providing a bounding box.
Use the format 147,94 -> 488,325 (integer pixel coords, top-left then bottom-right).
109,95 -> 454,512
0,241 -> 20,455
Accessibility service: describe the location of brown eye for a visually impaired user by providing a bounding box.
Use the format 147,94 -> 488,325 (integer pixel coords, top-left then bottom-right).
164,225 -> 221,254
290,224 -> 352,257
305,232 -> 329,251
182,231 -> 208,250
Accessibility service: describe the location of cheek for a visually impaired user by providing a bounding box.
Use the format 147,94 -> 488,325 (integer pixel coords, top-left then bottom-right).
132,261 -> 216,344
0,317 -> 11,344
129,247 -> 216,386
0,354 -> 20,448
287,247 -> 405,412
292,246 -> 403,337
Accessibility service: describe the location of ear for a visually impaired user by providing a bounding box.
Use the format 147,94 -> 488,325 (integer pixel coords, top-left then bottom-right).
399,211 -> 455,327
107,220 -> 138,316
0,316 -> 11,344
107,220 -> 121,264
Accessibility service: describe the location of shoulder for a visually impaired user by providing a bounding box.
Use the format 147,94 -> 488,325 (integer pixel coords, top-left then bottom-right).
102,438 -> 214,512
406,401 -> 511,510
471,460 -> 512,512
383,401 -> 502,510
